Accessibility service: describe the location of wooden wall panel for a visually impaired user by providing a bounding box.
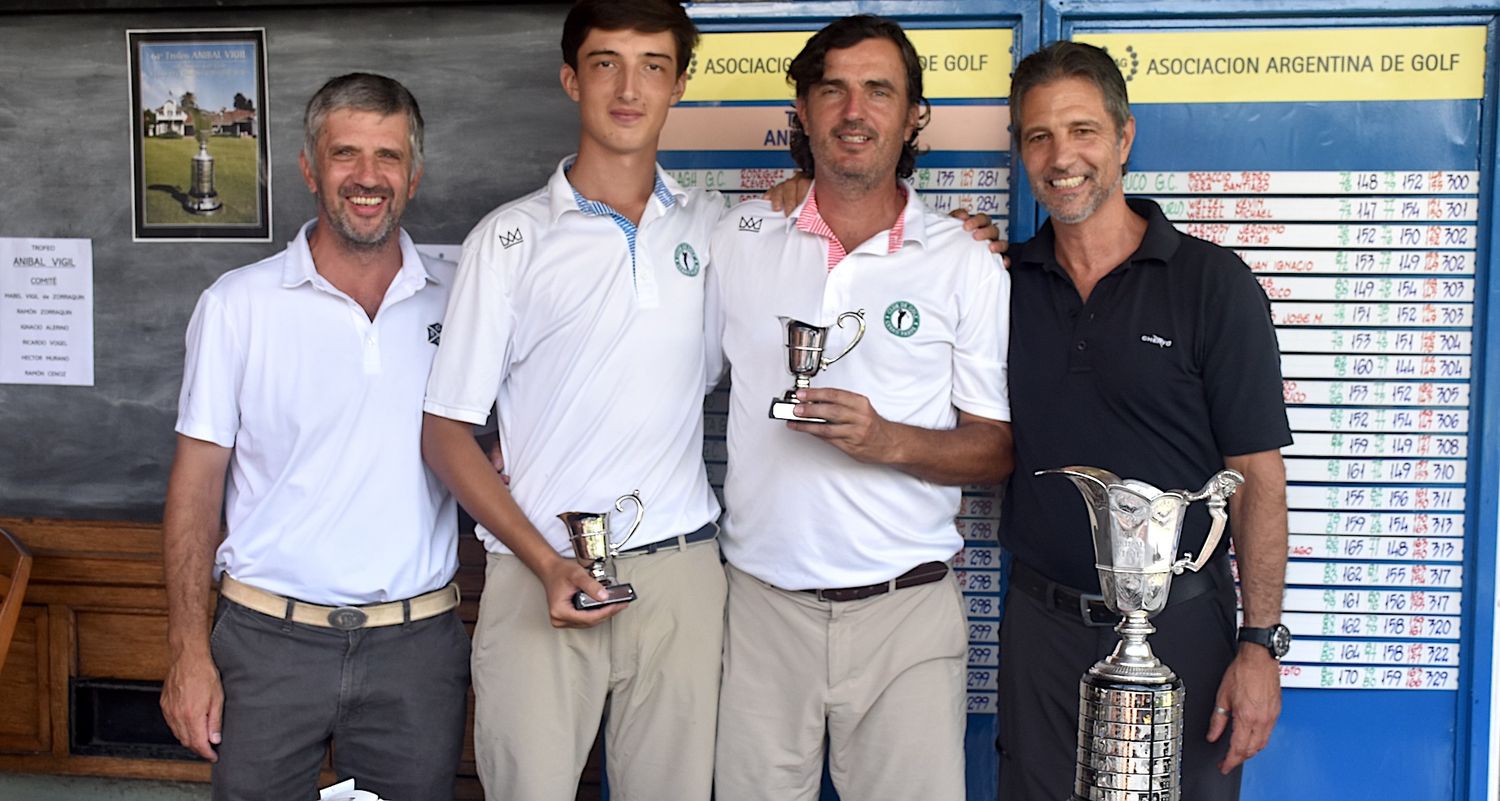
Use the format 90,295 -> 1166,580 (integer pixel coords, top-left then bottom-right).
0,516 -> 551,798
76,611 -> 170,681
0,605 -> 51,753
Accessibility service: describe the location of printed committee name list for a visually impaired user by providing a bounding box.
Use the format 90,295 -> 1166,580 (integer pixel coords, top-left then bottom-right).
0,237 -> 94,386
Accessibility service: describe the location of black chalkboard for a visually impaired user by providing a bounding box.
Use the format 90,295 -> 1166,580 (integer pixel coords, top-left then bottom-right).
0,3 -> 578,519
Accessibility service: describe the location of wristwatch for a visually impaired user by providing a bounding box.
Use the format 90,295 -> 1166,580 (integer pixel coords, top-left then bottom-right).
1238,624 -> 1292,660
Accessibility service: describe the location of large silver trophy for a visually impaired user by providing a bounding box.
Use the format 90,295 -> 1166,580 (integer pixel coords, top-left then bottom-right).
558,491 -> 645,610
768,310 -> 865,422
187,140 -> 223,214
1038,466 -> 1244,801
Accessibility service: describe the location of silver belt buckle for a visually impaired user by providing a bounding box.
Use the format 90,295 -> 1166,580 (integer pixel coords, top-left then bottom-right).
327,606 -> 368,630
1079,592 -> 1117,627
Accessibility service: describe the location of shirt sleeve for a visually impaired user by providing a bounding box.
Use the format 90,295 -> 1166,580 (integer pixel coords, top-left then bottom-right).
951,247 -> 1011,422
1201,254 -> 1294,456
702,214 -> 732,395
423,218 -> 517,425
175,288 -> 243,448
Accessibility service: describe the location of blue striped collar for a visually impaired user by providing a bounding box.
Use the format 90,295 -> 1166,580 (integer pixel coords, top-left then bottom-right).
557,157 -> 680,289
566,163 -> 677,219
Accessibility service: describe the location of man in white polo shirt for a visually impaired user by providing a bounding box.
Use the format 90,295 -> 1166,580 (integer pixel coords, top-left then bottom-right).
420,2 -> 725,799
160,74 -> 468,801
706,16 -> 1013,801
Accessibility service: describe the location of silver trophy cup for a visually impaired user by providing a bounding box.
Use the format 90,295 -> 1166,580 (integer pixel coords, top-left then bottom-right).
768,309 -> 865,423
187,140 -> 223,214
1038,466 -> 1244,801
558,490 -> 645,610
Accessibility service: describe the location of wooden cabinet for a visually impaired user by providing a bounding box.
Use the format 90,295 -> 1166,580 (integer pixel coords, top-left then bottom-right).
0,519 -> 209,782
0,604 -> 50,755
0,517 -> 562,799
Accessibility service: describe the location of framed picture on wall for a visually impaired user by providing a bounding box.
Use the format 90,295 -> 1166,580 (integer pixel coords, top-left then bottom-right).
127,28 -> 271,242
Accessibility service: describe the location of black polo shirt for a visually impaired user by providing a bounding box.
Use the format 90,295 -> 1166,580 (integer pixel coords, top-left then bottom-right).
1002,198 -> 1293,592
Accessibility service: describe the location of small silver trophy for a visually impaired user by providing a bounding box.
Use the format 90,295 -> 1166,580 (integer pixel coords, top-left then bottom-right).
768,310 -> 865,423
558,490 -> 645,610
1038,466 -> 1244,801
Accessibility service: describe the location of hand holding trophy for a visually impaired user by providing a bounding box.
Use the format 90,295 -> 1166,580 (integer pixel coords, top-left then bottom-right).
558,490 -> 646,610
768,310 -> 865,423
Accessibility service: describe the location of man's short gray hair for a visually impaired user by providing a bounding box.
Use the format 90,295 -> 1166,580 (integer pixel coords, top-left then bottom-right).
303,73 -> 424,177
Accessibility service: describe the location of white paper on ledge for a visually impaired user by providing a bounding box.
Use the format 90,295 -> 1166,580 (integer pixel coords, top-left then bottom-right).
318,778 -> 384,801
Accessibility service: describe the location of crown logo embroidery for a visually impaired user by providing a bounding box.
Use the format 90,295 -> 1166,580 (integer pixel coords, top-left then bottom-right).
738,217 -> 763,233
498,228 -> 524,249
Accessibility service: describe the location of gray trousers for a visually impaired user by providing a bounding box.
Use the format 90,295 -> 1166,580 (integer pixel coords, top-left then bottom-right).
209,597 -> 470,801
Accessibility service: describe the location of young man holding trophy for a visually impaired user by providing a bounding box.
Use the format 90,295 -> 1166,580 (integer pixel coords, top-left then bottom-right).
420,1 -> 727,798
998,41 -> 1292,801
705,15 -> 1013,801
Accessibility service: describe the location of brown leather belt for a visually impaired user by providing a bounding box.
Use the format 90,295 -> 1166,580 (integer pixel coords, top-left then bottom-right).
219,575 -> 461,631
804,561 -> 949,603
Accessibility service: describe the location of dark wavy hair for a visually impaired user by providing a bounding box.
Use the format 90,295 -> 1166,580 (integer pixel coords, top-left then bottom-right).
786,15 -> 930,179
561,0 -> 699,78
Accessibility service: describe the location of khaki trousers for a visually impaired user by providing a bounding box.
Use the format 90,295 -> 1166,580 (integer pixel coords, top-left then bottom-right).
714,564 -> 968,801
471,540 -> 726,801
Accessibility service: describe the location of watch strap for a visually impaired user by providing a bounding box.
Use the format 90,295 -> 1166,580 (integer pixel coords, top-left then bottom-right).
1238,624 -> 1291,658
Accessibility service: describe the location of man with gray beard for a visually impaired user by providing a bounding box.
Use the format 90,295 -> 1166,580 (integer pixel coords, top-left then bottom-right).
998,41 -> 1292,801
160,73 -> 468,801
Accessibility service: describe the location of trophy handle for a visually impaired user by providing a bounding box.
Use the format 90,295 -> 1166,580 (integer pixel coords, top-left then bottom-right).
610,490 -> 645,554
1171,469 -> 1245,574
820,310 -> 866,369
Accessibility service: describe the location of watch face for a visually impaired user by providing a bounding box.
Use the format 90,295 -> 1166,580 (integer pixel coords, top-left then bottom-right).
1270,624 -> 1293,658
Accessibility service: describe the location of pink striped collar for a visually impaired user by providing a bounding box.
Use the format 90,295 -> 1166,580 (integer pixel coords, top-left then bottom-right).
795,185 -> 907,271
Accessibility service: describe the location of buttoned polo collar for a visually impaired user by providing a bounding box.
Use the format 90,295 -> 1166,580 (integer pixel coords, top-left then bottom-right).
784,177 -> 928,260
545,155 -> 691,224
1016,197 -> 1180,278
279,219 -> 440,295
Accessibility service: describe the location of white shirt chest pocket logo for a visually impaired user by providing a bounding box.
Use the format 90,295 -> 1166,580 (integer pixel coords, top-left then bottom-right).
674,242 -> 701,277
884,301 -> 920,338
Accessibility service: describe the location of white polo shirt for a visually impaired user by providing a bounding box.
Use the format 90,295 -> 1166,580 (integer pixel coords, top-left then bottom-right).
707,182 -> 1011,590
176,221 -> 459,605
423,158 -> 722,555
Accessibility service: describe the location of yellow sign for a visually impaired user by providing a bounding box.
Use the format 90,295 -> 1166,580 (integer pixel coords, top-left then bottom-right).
1075,27 -> 1485,103
682,28 -> 1013,102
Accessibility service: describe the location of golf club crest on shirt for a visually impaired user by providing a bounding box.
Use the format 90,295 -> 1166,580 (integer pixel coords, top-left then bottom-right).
675,242 -> 701,276
884,300 -> 920,337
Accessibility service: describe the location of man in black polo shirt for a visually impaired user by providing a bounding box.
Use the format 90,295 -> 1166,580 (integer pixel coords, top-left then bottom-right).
997,41 -> 1293,801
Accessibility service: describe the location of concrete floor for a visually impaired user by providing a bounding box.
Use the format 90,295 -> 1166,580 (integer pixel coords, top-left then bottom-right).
0,773 -> 208,801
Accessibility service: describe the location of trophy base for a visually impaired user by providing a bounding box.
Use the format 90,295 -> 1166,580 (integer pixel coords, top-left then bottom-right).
769,396 -> 827,423
573,581 -> 637,610
187,194 -> 222,214
1073,671 -> 1184,801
